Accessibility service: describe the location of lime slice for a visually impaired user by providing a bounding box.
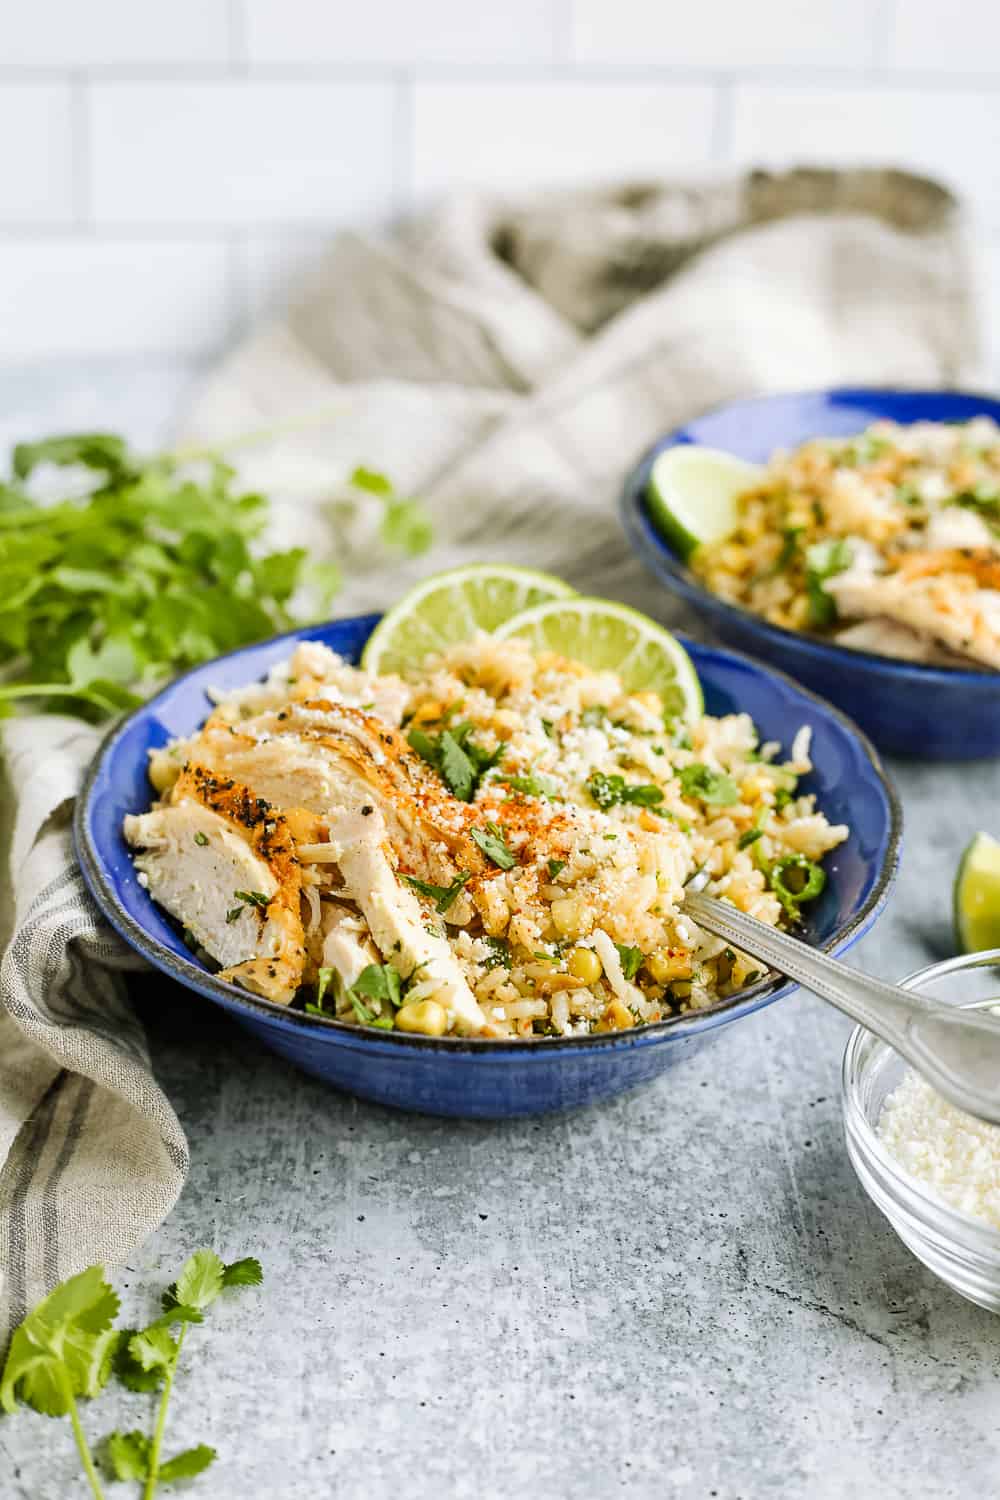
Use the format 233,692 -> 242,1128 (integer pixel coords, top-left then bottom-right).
647,445 -> 761,560
361,564 -> 576,676
494,597 -> 703,725
955,832 -> 1000,953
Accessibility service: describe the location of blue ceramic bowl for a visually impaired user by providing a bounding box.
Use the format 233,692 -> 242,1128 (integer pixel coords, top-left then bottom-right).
75,614 -> 901,1119
621,387 -> 1000,759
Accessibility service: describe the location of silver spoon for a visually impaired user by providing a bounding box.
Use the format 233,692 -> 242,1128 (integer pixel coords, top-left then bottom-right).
683,879 -> 1000,1125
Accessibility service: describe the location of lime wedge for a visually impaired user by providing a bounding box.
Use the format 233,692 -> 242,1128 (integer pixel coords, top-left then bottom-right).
647,445 -> 761,560
361,564 -> 576,676
494,597 -> 703,725
955,832 -> 1000,953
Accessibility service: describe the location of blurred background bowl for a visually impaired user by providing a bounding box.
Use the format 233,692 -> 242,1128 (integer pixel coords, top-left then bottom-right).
76,613 -> 900,1118
621,387 -> 1000,759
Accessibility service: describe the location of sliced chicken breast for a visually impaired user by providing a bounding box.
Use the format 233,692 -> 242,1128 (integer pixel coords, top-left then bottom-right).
827,569 -> 1000,669
328,807 -> 486,1035
124,763 -> 306,1005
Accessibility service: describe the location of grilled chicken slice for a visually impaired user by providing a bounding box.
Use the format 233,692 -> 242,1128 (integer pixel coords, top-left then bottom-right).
827,569 -> 1000,669
185,700 -> 488,913
124,764 -> 306,1004
328,807 -> 486,1035
306,900 -> 381,992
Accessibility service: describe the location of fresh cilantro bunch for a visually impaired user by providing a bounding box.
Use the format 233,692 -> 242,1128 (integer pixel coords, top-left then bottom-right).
1,1248 -> 262,1497
0,433 -> 430,720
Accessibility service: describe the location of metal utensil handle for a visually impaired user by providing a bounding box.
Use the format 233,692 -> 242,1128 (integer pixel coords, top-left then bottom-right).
683,890 -> 921,1048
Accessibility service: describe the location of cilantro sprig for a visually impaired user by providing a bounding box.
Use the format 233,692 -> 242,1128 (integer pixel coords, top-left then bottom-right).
0,434 -> 430,721
407,722 -> 504,802
0,1249 -> 262,1498
676,764 -> 739,807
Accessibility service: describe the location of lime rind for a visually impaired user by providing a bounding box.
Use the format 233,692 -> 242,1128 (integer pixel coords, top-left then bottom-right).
647,445 -> 761,560
954,832 -> 1000,954
494,596 -> 703,725
360,564 -> 576,676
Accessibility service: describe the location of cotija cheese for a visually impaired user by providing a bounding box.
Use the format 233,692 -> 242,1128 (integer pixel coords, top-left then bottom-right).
878,1068 -> 1000,1228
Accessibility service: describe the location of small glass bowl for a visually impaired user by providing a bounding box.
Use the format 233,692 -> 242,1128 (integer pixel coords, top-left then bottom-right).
842,949 -> 1000,1313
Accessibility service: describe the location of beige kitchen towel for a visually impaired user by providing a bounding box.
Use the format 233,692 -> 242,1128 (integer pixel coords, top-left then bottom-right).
0,166 -> 980,1341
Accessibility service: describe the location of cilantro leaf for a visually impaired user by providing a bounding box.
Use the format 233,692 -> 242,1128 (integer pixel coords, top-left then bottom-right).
407,723 -> 503,802
159,1445 -> 217,1484
676,764 -> 739,807
615,944 -> 644,981
221,1257 -> 264,1289
547,858 -> 566,880
481,936 -> 510,970
13,432 -> 131,480
103,1429 -> 152,1482
804,538 -> 853,627
129,1325 -> 178,1374
586,772 -> 664,811
404,871 -> 470,913
350,465 -> 393,496
175,1249 -> 226,1311
112,1328 -> 166,1393
504,773 -> 558,800
471,823 -> 516,870
352,963 -> 402,1009
438,730 -> 476,801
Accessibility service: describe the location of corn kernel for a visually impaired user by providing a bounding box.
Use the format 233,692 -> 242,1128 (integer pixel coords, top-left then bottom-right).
551,897 -> 584,937
395,1000 -> 448,1036
646,947 -> 694,984
595,998 -> 634,1032
567,947 -> 602,985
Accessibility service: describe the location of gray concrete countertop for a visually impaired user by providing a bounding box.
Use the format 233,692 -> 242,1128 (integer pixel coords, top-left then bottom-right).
2,361 -> 999,1499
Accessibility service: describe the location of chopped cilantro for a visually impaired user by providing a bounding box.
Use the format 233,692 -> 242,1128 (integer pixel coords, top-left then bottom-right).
471,823 -> 516,870
225,907 -> 242,925
233,889 -> 270,910
482,936 -> 510,970
586,772 -> 663,810
615,944 -> 643,981
504,772 -> 559,800
193,831 -> 208,847
404,871 -> 470,914
408,722 -> 504,802
804,538 -> 852,626
676,764 -> 739,806
547,858 -> 566,880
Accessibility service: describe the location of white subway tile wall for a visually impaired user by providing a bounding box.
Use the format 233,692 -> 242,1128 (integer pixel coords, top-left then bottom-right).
0,0 -> 996,361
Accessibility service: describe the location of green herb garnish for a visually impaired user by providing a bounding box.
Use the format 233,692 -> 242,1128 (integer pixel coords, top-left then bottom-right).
676,764 -> 739,807
804,537 -> 853,627
481,936 -> 510,970
615,944 -> 643,981
404,871 -> 470,914
547,858 -> 566,880
471,823 -> 516,870
408,722 -> 504,802
193,831 -> 208,847
504,772 -> 559,800
0,1250 -> 262,1497
586,772 -> 663,811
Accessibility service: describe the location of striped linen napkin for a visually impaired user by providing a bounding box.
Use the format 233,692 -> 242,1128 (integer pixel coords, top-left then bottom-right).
0,166 -> 981,1341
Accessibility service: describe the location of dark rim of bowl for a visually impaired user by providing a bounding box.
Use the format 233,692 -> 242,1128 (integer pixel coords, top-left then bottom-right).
621,384 -> 1000,685
74,617 -> 903,1055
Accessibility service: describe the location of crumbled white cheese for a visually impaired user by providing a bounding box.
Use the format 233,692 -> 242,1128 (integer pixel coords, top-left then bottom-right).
877,1068 -> 1000,1228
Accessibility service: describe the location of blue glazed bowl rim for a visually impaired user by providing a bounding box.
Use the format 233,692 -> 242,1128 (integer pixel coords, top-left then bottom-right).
620,384 -> 1000,687
74,614 -> 902,1057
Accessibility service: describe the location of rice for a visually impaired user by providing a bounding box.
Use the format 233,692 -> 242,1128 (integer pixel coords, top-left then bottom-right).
204,634 -> 847,1038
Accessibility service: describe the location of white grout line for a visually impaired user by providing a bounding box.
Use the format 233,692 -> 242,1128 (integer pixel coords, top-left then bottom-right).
0,62 -> 999,88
